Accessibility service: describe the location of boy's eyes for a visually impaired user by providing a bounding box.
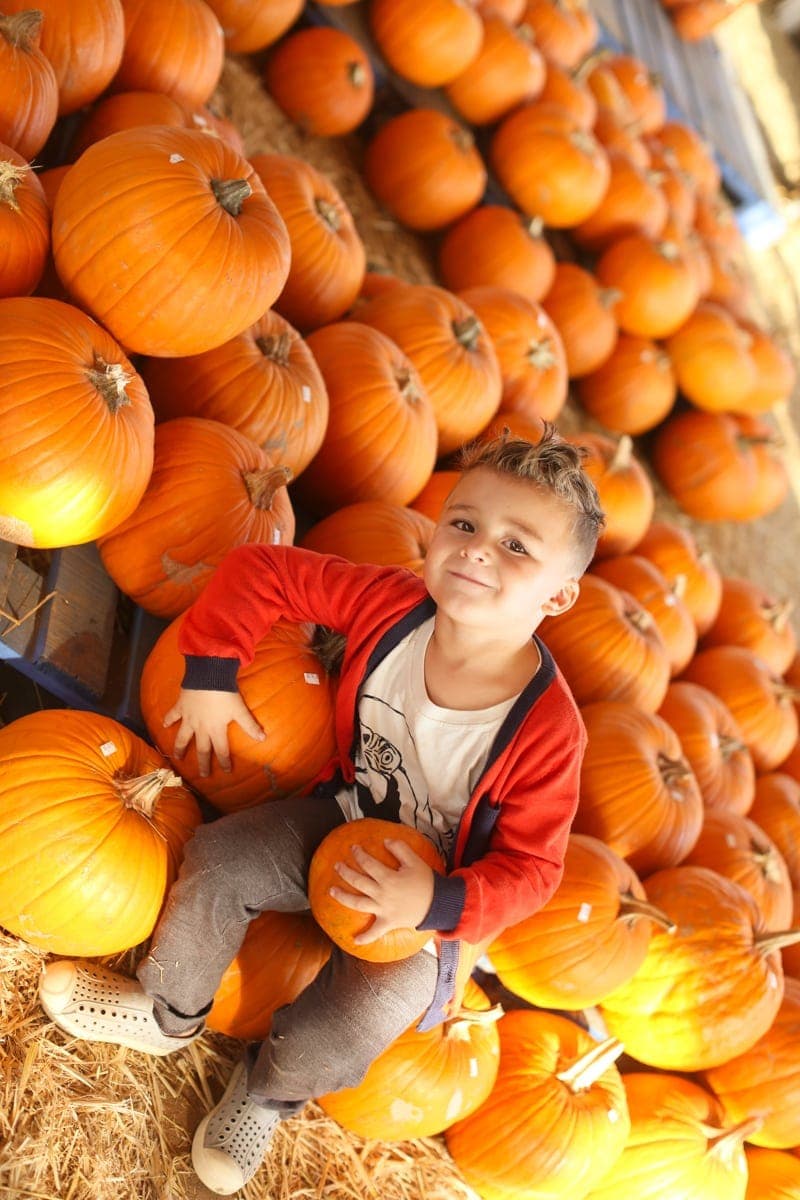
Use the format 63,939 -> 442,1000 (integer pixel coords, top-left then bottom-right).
451,518 -> 474,532
506,539 -> 528,555
449,519 -> 529,556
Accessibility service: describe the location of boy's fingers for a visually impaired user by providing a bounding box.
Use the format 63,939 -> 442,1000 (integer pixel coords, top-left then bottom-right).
162,705 -> 180,728
195,732 -> 212,778
172,724 -> 192,759
210,730 -> 232,773
234,706 -> 265,743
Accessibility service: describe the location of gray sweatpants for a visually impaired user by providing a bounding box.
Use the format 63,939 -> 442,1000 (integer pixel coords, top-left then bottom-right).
136,795 -> 439,1109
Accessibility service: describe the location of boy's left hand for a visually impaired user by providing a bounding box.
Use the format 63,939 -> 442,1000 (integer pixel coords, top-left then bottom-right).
330,839 -> 436,944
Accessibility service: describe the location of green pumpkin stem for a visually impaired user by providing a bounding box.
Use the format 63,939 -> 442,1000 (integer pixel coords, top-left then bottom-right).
211,177 -> 252,216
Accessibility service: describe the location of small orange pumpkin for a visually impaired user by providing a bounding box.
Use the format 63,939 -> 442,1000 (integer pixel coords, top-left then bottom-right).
595,233 -> 701,339
264,26 -> 374,136
369,0 -> 483,87
541,261 -> 620,378
300,501 -> 436,574
438,205 -> 556,303
568,432 -> 655,559
665,301 -> 757,414
592,553 -> 696,676
700,576 -> 796,677
0,142 -> 49,298
112,0 -> 225,109
445,16 -> 546,126
657,681 -> 755,815
0,9 -> 58,158
634,520 -> 722,636
203,0 -> 303,52
576,332 -> 676,435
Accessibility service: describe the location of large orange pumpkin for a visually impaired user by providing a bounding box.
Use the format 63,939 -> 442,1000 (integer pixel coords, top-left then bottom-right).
98,417 -> 294,619
0,710 -> 201,956
369,0 -> 483,87
444,15 -> 546,126
538,59 -> 598,129
140,616 -> 338,812
112,0 -> 225,108
0,296 -> 154,549
0,141 -> 49,298
308,818 -> 445,963
301,502 -> 436,574
634,520 -> 722,636
657,681 -> 755,815
438,205 -> 556,303
592,553 -> 696,676
700,576 -> 796,677
0,9 -> 58,158
445,1010 -> 630,1200
599,865 -> 798,1070
319,978 -> 501,1139
489,833 -> 675,1009
138,309 -> 329,480
53,127 -> 291,357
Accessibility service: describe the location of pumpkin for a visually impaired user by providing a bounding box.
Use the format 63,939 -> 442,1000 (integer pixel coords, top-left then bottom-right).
53,127 -> 291,357
748,773 -> 800,889
592,553 -> 696,676
363,108 -> 487,233
457,285 -> 569,423
598,53 -> 666,135
743,1147 -> 800,1198
652,410 -> 789,523
568,432 -> 654,559
0,296 -> 154,548
477,0 -> 526,18
203,0 -> 303,52
250,152 -> 365,331
207,909 -> 331,1039
300,502 -> 436,574
593,106 -> 652,170
368,0 -> 483,87
0,710 -> 200,956
657,681 -> 755,815
595,233 -> 700,339
659,162 -> 699,232
541,262 -> 619,378
140,616 -> 338,813
190,103 -> 245,154
1,0 -> 124,115
112,0 -> 225,109
138,310 -> 329,480
97,417 -> 294,619
582,1072 -> 755,1200
319,979 -> 501,1138
444,16 -> 546,126
700,577 -> 796,677
0,142 -> 49,298
703,237 -> 754,322
294,321 -> 437,513
664,301 -> 757,414
634,520 -> 722,636
489,833 -> 675,1009
576,700 -> 703,874
0,9 -> 58,158
703,976 -> 800,1149
518,0 -> 593,69
680,646 -> 799,773
491,100 -> 610,228
599,865 -> 799,1070
538,59 -> 598,129
409,470 -> 461,524
740,321 -> 797,413
437,205 -> 556,303
695,192 -> 746,259
538,574 -> 671,712
69,89 -> 193,157
355,284 -> 502,456
576,333 -> 676,435
264,26 -> 374,136
308,818 -> 445,963
648,120 -> 721,198
571,150 -> 669,252
445,1010 -> 630,1200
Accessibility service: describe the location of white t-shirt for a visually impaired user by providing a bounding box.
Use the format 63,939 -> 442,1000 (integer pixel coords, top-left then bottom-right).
335,617 -> 518,860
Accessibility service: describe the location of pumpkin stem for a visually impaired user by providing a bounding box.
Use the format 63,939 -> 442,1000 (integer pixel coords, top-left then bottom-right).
447,1003 -> 504,1042
657,240 -> 681,262
316,197 -> 341,233
555,1036 -> 624,1091
570,129 -> 600,158
775,682 -> 800,706
311,624 -> 347,677
113,768 -> 182,821
657,751 -> 693,788
618,892 -> 676,932
348,60 -> 366,88
751,842 -> 786,885
763,597 -> 793,634
450,125 -> 475,154
243,465 -> 292,510
452,315 -> 482,351
599,286 -> 623,310
0,9 -> 43,49
211,177 -> 252,216
255,332 -> 292,366
0,159 -> 28,212
671,572 -> 688,601
719,732 -> 748,761
526,337 -> 557,370
523,214 -> 545,239
706,1116 -> 764,1160
86,354 -> 134,414
754,927 -> 800,956
395,366 -> 422,404
627,604 -> 655,634
610,434 -> 633,472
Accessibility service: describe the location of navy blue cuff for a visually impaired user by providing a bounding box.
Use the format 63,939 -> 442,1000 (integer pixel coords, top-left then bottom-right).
181,655 -> 240,691
416,873 -> 466,933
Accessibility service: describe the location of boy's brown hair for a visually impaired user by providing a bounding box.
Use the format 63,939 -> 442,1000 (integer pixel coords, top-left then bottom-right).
457,424 -> 606,574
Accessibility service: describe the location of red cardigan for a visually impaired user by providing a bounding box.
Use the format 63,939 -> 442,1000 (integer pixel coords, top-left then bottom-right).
179,544 -> 587,1027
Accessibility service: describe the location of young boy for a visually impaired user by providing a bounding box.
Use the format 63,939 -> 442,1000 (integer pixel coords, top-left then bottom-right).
39,428 -> 604,1195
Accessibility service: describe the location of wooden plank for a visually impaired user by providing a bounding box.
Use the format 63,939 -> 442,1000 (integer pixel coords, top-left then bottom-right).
0,557 -> 47,658
0,542 -> 17,611
38,543 -> 118,697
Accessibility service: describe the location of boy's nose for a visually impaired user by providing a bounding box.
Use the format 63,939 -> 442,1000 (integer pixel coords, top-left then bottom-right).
460,542 -> 489,562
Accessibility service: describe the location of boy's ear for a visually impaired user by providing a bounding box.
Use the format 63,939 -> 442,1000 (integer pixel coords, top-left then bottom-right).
542,578 -> 580,617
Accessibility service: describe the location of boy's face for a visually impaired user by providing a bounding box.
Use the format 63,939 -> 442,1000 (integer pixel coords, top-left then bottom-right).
423,467 -> 581,635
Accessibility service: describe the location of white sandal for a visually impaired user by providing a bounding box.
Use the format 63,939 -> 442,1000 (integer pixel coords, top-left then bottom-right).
192,1062 -> 282,1195
39,960 -> 199,1056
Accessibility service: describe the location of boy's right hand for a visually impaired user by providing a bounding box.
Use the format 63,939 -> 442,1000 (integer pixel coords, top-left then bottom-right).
162,689 -> 265,777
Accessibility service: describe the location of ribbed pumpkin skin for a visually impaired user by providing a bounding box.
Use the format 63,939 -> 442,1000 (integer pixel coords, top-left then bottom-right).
591,553 -> 697,676
308,819 -> 446,963
576,333 -> 677,435
319,978 -> 500,1138
438,205 -> 556,303
369,0 -> 483,88
204,0 -> 303,52
595,234 -> 700,339
599,866 -> 787,1070
582,1073 -> 750,1200
1,0 -> 124,115
749,773 -> 800,888
0,141 -> 50,298
300,502 -> 436,574
744,1146 -> 800,1196
112,0 -> 225,108
489,833 -> 665,1009
0,297 -> 154,549
634,520 -> 722,636
207,910 -> 331,1039
572,433 -> 655,559
409,469 -> 461,524
0,710 -> 201,956
445,1009 -> 630,1200
0,10 -> 58,158
264,26 -> 374,136
444,16 -> 546,127
53,127 -> 291,357
138,310 -> 330,479
657,681 -> 755,815
97,417 -> 295,619
140,616 -> 337,812
700,576 -> 797,678
69,90 -> 193,156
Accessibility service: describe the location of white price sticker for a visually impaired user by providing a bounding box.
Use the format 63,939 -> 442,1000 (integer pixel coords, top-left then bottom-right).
304,673 -> 320,686
272,528 -> 281,544
168,153 -> 184,164
99,741 -> 117,757
577,902 -> 592,923
301,385 -> 312,404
